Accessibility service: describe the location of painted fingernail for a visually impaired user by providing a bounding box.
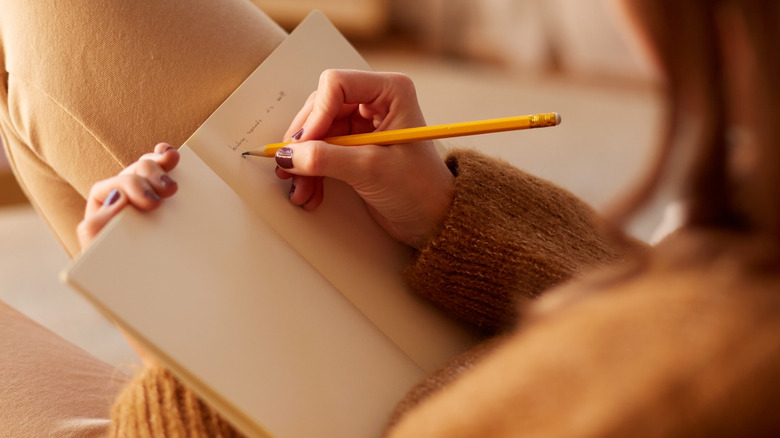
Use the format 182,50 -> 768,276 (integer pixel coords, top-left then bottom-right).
276,147 -> 294,169
292,128 -> 304,140
160,174 -> 177,187
103,189 -> 121,207
145,190 -> 161,201
289,184 -> 296,198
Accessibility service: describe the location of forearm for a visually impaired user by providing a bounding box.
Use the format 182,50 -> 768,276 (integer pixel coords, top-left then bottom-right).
405,148 -> 641,333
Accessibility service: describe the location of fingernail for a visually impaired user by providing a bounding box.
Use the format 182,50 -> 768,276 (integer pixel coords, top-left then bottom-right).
292,128 -> 304,140
289,184 -> 296,198
163,145 -> 175,153
103,189 -> 121,207
145,190 -> 161,201
276,147 -> 294,169
160,174 -> 177,187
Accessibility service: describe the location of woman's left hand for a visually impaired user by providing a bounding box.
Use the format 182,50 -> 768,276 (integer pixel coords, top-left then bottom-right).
76,142 -> 180,252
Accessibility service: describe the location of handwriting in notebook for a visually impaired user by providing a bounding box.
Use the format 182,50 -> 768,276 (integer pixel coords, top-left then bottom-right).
227,90 -> 288,152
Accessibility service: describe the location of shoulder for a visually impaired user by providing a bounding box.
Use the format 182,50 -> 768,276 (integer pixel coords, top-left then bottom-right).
391,230 -> 780,437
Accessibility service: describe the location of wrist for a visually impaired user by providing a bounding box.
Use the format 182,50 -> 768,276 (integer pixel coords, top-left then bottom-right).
408,163 -> 456,250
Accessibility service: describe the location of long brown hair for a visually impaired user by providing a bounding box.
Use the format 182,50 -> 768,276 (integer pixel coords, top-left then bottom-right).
609,0 -> 780,266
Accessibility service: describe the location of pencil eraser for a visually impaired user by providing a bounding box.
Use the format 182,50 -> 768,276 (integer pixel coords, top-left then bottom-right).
554,112 -> 562,125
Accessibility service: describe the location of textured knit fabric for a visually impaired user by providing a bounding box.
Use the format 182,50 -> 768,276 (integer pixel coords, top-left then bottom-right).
109,366 -> 243,438
406,149 -> 633,334
0,0 -> 286,257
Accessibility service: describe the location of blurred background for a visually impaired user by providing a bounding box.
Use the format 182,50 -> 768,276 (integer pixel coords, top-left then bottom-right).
1,0 -> 663,369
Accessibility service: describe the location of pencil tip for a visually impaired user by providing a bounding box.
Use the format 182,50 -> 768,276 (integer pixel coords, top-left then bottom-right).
241,151 -> 249,158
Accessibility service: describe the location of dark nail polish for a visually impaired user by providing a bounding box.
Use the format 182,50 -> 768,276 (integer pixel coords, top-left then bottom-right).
276,147 -> 294,169
103,189 -> 121,207
292,128 -> 304,140
289,184 -> 296,198
145,190 -> 161,201
160,174 -> 177,187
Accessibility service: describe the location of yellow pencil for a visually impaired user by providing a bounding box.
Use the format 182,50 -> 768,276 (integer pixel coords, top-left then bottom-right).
241,112 -> 561,158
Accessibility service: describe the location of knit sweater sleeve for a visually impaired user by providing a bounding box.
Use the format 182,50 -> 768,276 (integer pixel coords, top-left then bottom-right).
405,149 -> 634,333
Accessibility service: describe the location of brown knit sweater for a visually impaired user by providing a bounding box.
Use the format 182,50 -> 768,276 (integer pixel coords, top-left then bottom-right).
108,149 -> 780,437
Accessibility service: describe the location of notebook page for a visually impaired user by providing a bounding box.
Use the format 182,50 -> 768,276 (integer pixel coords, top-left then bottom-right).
184,10 -> 478,372
64,146 -> 427,438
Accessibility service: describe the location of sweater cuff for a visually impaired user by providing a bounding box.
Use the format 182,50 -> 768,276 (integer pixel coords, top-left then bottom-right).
405,149 -> 623,333
108,365 -> 243,437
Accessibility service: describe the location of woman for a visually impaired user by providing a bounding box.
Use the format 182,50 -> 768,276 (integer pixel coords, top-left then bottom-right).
14,0 -> 780,436
84,0 -> 780,436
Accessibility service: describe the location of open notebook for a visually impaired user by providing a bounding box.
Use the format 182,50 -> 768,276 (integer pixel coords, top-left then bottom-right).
62,11 -> 478,438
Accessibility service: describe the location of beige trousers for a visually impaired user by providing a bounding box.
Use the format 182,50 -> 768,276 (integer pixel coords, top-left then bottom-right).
0,0 -> 286,257
0,1 -> 285,435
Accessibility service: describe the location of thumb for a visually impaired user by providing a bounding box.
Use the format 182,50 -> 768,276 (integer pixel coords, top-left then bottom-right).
77,188 -> 127,252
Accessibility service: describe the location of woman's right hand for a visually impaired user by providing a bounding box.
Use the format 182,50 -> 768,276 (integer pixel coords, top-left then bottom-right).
274,70 -> 455,249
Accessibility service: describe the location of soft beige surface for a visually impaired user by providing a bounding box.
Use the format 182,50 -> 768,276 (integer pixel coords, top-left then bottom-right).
0,50 -> 661,369
0,205 -> 142,368
0,299 -> 130,437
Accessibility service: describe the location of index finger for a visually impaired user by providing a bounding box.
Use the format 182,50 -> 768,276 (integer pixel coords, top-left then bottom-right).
120,143 -> 180,176
300,70 -> 408,141
284,90 -> 359,141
